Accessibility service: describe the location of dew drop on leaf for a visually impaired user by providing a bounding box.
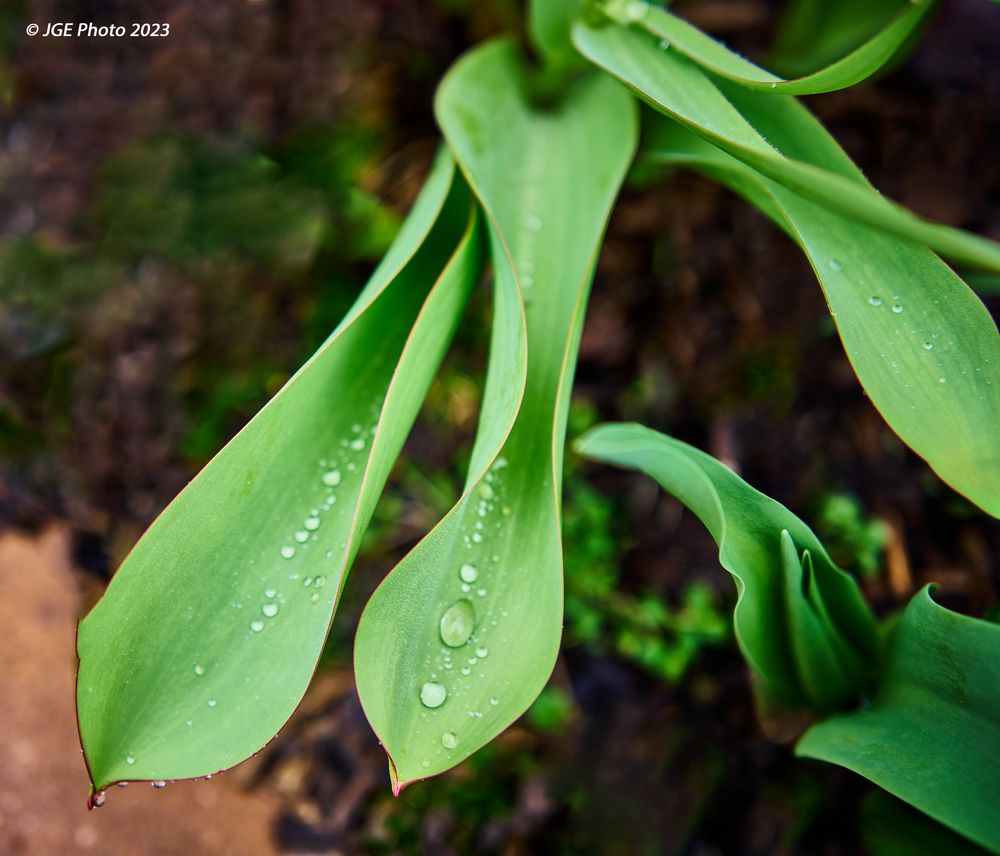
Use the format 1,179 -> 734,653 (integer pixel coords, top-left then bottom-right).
420,682 -> 447,708
829,258 -> 843,271
869,296 -> 882,307
207,699 -> 217,708
294,530 -> 309,544
194,665 -> 205,676
892,303 -> 904,314
441,731 -> 458,750
151,781 -> 166,789
261,603 -> 279,618
280,546 -> 296,560
126,754 -> 136,765
304,516 -> 320,532
321,469 -> 342,487
459,563 -> 479,583
440,600 -> 475,647
250,620 -> 264,633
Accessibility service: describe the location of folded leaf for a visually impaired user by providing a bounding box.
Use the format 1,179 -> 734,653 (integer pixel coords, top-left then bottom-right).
599,0 -> 934,94
575,423 -> 877,712
354,41 -> 637,791
572,18 -> 1000,272
798,588 -> 1000,853
77,151 -> 483,796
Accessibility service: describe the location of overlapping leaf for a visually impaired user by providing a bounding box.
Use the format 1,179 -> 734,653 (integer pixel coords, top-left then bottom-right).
575,423 -> 877,711
77,151 -> 483,796
572,21 -> 1000,515
799,588 -> 1000,853
354,41 -> 637,791
600,0 -> 934,94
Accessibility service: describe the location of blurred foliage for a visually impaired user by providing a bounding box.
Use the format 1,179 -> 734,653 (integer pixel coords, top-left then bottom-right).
813,491 -> 888,581
564,401 -> 731,683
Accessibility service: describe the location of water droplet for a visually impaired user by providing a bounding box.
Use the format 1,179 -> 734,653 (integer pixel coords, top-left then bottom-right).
349,437 -> 365,451
303,577 -> 313,587
314,575 -> 326,588
828,258 -> 843,272
490,697 -> 499,706
421,760 -> 430,769
194,665 -> 205,676
262,603 -> 279,618
250,620 -> 264,633
625,0 -> 649,21
461,584 -> 471,593
322,469 -> 342,487
126,754 -> 136,765
476,588 -> 487,598
923,342 -> 933,350
280,546 -> 296,560
440,600 -> 475,648
892,303 -> 903,314
441,731 -> 458,750
501,506 -> 512,517
472,532 -> 483,543
152,781 -> 166,789
478,484 -> 495,501
265,588 -> 276,599
92,790 -> 107,807
116,782 -> 128,788
310,592 -> 320,603
658,38 -> 670,50
461,667 -> 471,676
459,563 -> 479,583
475,647 -> 488,658
304,516 -> 320,532
526,214 -> 543,233
939,377 -> 947,384
869,296 -> 882,307
207,699 -> 217,708
420,682 -> 447,708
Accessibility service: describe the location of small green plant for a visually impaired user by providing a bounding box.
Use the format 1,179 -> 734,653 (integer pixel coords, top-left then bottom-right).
76,0 -> 1000,849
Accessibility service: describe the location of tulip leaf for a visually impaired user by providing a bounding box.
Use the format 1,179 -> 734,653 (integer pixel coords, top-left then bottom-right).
572,21 -> 1000,515
798,587 -> 1000,853
76,151 -> 484,795
600,0 -> 934,94
575,422 -> 877,712
354,40 -> 637,792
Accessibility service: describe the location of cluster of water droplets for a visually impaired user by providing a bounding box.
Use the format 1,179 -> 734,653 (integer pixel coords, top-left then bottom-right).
415,457 -> 513,759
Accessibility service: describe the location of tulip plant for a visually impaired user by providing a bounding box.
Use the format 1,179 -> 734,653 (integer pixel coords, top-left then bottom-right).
77,0 -> 1000,849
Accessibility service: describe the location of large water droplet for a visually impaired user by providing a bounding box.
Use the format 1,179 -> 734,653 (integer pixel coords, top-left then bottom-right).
322,469 -> 342,487
420,682 -> 447,708
262,603 -> 279,618
459,563 -> 479,584
250,620 -> 264,633
441,731 -> 458,750
280,546 -> 296,560
440,599 -> 475,648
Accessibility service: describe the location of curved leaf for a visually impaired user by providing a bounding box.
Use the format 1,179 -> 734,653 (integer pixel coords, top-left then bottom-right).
641,119 -> 1000,516
572,18 -> 1000,272
575,423 -> 878,712
798,588 -> 1000,853
599,0 -> 934,94
77,151 -> 484,795
572,22 -> 1000,514
354,41 -> 637,791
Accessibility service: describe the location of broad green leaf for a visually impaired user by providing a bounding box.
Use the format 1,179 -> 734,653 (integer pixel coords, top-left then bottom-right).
528,0 -> 582,67
76,151 -> 484,796
354,40 -> 637,791
640,118 -> 1000,516
572,19 -> 1000,272
599,0 -> 934,94
861,789 -> 991,856
572,22 -> 1000,514
798,587 -> 1000,853
575,423 -> 877,712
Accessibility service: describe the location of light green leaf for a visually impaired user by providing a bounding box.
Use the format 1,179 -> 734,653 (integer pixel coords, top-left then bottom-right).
354,40 -> 637,791
640,118 -> 1000,516
798,587 -> 1000,853
572,18 -> 1000,272
600,0 -> 934,94
76,151 -> 484,795
575,423 -> 877,712
572,21 -> 1000,515
529,0 -> 582,67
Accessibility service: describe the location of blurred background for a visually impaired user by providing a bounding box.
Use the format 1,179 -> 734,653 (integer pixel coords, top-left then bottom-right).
0,0 -> 998,853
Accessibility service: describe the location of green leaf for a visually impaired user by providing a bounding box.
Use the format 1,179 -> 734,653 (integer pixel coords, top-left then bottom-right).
861,789 -> 991,856
76,150 -> 484,795
575,423 -> 877,712
528,0 -> 582,67
640,118 -> 1000,516
572,19 -> 1000,272
571,22 -> 1000,514
798,587 -> 1000,853
600,0 -> 934,94
354,41 -> 637,791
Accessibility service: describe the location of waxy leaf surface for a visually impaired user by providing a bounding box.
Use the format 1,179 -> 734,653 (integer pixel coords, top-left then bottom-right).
355,40 -> 637,791
77,152 -> 483,794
